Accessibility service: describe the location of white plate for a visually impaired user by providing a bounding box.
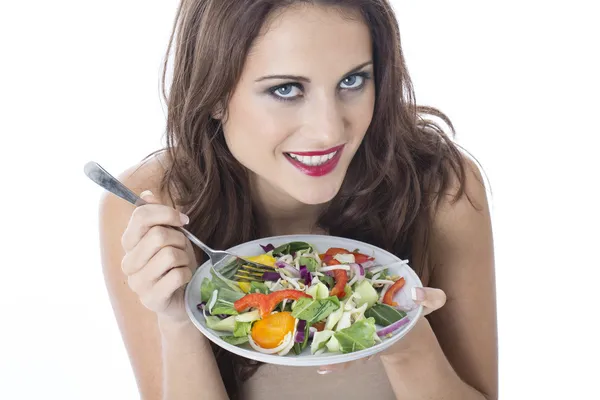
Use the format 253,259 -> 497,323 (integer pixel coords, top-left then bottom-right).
184,234 -> 424,367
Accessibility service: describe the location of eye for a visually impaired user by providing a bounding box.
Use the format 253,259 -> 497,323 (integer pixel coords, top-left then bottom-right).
340,74 -> 366,90
270,84 -> 303,100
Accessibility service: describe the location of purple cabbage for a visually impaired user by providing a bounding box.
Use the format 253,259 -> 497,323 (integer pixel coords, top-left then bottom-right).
262,271 -> 281,281
260,243 -> 275,253
295,320 -> 307,343
299,265 -> 310,285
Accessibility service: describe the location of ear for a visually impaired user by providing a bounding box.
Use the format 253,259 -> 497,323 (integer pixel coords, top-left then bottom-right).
211,102 -> 225,120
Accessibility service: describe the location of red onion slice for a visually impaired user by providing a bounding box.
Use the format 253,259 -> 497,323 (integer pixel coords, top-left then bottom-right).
376,316 -> 411,337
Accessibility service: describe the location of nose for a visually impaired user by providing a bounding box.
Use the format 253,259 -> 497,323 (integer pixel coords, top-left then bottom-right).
300,91 -> 346,145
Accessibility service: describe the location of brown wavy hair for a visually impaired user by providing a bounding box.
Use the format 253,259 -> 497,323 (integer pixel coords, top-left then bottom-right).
156,0 -> 468,398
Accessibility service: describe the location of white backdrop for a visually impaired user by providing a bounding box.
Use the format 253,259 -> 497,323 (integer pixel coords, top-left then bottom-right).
1,1 -> 598,399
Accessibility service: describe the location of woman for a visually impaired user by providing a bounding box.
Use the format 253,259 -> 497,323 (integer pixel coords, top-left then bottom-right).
99,1 -> 497,399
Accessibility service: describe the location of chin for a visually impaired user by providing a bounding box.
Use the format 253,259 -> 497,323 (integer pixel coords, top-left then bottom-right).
286,180 -> 342,205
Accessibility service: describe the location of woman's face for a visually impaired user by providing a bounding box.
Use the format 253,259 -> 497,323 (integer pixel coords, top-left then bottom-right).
221,4 -> 375,205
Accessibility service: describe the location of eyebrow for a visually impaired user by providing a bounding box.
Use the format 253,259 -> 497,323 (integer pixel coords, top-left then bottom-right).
255,60 -> 373,83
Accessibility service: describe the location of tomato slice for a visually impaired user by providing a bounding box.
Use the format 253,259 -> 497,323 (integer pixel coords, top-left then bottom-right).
251,311 -> 296,349
382,278 -> 406,307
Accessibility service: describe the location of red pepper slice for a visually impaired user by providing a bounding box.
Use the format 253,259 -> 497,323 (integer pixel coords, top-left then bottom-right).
325,247 -> 351,256
352,253 -> 375,264
329,268 -> 348,299
233,290 -> 311,317
325,248 -> 374,264
265,290 -> 311,315
382,278 -> 406,307
234,293 -> 270,316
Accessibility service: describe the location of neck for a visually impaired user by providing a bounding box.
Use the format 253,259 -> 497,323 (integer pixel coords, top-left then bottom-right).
250,174 -> 325,236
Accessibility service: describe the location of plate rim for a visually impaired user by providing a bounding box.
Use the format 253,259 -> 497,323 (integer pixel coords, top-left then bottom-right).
184,233 -> 424,367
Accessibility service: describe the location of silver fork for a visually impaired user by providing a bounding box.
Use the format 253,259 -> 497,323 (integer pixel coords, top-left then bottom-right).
84,161 -> 274,282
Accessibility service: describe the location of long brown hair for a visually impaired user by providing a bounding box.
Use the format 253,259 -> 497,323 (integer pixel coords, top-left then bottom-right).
158,0 -> 467,397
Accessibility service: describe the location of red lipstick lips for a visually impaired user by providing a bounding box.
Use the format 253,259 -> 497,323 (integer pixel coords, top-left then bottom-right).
285,145 -> 344,177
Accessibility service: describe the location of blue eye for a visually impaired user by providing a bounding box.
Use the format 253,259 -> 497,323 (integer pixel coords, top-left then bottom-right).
271,84 -> 302,100
340,73 -> 367,90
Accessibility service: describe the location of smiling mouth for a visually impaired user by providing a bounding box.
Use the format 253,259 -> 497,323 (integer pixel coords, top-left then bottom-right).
285,151 -> 338,166
283,145 -> 344,177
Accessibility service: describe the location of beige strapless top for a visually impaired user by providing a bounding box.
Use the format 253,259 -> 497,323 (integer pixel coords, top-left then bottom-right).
241,355 -> 395,400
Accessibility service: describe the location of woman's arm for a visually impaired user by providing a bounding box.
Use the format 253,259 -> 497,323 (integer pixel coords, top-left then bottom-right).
99,159 -> 228,400
159,317 -> 229,400
381,157 -> 498,399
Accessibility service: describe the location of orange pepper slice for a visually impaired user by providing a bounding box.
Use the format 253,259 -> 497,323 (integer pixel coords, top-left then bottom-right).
251,311 -> 296,349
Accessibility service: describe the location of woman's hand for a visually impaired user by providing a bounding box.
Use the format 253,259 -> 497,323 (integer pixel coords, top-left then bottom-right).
316,286 -> 447,374
120,190 -> 198,323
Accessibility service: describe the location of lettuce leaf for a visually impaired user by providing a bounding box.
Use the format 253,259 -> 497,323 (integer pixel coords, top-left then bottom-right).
299,256 -> 320,272
272,241 -> 312,257
364,303 -> 406,326
233,321 -> 252,337
221,335 -> 249,345
200,278 -> 216,303
211,288 -> 245,315
333,317 -> 377,353
291,296 -> 340,324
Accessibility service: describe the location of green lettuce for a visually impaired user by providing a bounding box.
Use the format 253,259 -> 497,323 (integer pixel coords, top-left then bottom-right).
221,336 -> 249,345
233,321 -> 252,337
334,317 -> 377,353
291,296 -> 340,324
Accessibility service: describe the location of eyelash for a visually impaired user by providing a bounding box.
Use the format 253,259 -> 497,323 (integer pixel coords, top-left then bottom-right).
268,71 -> 372,102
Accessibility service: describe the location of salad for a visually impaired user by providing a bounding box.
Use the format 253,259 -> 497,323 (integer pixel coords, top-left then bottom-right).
197,241 -> 416,356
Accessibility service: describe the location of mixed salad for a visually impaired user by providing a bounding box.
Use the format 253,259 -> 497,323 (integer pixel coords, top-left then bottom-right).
198,241 -> 416,356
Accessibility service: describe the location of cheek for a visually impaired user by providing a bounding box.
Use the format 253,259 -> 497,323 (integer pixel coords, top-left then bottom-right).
222,98 -> 293,170
354,88 -> 376,135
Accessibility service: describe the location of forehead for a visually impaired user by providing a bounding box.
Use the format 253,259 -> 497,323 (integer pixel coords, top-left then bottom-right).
244,4 -> 372,78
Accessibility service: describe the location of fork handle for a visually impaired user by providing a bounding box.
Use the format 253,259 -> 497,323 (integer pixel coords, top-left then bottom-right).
84,161 -> 216,258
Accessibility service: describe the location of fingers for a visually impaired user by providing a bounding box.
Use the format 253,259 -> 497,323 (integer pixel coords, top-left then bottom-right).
118,190 -> 197,316
412,287 -> 447,315
127,246 -> 190,295
317,355 -> 376,374
317,363 -> 348,375
121,190 -> 190,252
122,225 -> 188,275
139,266 -> 193,311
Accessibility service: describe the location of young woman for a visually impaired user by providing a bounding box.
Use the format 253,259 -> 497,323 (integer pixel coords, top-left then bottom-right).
99,1 -> 497,399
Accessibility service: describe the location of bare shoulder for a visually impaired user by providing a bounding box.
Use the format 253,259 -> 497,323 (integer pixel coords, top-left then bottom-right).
98,150 -> 172,400
433,153 -> 490,235
427,152 -> 498,399
103,150 -> 172,208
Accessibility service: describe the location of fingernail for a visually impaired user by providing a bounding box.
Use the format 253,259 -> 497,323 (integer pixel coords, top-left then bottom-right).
412,287 -> 425,302
180,213 -> 190,225
317,369 -> 332,375
140,190 -> 153,198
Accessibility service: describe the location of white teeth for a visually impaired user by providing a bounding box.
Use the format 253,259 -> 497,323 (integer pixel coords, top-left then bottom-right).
288,151 -> 337,166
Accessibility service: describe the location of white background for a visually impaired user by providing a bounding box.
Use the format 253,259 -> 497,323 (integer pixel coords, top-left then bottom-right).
1,1 -> 598,399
